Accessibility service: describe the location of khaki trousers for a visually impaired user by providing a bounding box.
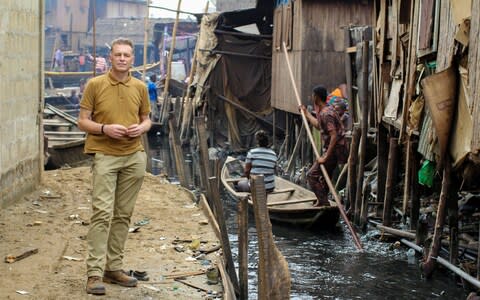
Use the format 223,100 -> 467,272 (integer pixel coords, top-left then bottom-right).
86,151 -> 147,277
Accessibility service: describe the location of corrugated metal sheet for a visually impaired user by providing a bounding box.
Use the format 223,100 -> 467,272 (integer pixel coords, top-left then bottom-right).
271,0 -> 373,113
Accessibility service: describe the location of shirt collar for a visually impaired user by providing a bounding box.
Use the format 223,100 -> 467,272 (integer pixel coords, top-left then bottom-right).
107,70 -> 132,86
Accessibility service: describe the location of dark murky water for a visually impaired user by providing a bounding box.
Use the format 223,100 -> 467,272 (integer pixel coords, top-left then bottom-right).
148,135 -> 466,300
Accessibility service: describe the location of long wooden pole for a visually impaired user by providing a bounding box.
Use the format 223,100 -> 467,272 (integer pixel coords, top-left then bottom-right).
142,0 -> 150,82
160,0 -> 182,124
282,42 -> 362,250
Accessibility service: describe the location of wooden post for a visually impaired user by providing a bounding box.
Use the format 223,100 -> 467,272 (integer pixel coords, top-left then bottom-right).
377,124 -> 388,212
208,176 -> 240,294
160,0 -> 182,125
382,137 -> 399,227
238,197 -> 249,300
195,116 -> 212,202
354,40 -> 369,227
250,175 -> 291,300
422,161 -> 451,278
448,174 -> 459,266
410,140 -> 420,230
168,113 -> 187,187
344,26 -> 354,122
402,135 -> 413,217
399,0 -> 420,143
179,1 -> 209,142
142,0 -> 150,82
272,109 -> 276,153
286,123 -> 305,174
92,0 -> 97,77
347,125 -> 360,215
282,42 -> 362,250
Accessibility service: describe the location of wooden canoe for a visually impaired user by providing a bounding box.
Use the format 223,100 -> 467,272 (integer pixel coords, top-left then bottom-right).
43,104 -> 90,169
221,156 -> 340,230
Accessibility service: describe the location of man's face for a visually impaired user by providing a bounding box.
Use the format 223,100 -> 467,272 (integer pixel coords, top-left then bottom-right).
334,104 -> 345,116
110,44 -> 134,73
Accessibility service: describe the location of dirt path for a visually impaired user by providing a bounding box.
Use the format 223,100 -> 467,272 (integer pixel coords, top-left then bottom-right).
0,167 -> 224,299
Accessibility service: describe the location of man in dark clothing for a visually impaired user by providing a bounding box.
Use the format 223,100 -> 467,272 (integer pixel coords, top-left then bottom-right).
300,85 -> 349,206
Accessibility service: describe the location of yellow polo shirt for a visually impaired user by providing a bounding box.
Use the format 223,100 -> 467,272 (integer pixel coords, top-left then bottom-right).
80,71 -> 151,156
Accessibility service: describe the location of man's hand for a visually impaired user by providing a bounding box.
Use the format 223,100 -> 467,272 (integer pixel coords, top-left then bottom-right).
317,156 -> 327,164
104,124 -> 128,139
126,124 -> 144,137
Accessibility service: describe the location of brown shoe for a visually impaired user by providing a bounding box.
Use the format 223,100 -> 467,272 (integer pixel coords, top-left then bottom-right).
86,276 -> 106,295
103,270 -> 138,287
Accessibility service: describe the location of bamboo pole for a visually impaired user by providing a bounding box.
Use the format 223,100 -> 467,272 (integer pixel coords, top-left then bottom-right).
282,42 -> 362,250
179,1 -> 208,140
160,0 -> 182,124
142,0 -> 150,82
92,0 -> 97,77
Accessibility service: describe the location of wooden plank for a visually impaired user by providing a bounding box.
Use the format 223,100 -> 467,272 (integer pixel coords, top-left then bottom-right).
267,198 -> 316,207
345,46 -> 357,53
269,188 -> 295,195
46,137 -> 84,141
224,177 -> 246,183
43,120 -> 74,127
44,131 -> 85,135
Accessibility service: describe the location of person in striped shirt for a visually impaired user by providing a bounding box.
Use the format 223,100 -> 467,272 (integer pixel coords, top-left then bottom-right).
236,130 -> 278,193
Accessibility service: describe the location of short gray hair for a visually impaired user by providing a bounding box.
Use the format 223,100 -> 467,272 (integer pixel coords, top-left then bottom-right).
110,37 -> 134,54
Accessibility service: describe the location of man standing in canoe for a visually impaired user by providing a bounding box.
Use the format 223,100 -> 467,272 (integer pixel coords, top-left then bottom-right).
300,85 -> 348,207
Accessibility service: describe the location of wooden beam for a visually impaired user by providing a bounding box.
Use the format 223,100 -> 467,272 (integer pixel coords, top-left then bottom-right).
267,198 -> 316,206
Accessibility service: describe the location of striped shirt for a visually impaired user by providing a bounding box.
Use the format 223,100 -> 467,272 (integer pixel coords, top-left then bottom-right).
246,147 -> 277,191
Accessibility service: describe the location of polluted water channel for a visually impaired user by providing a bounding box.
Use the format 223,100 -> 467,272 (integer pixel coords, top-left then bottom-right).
147,135 -> 466,299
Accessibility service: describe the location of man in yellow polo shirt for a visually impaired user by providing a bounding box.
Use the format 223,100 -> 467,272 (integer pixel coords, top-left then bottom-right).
78,37 -> 151,295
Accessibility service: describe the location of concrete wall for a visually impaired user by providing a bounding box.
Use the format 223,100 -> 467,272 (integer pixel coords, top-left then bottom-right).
0,1 -> 44,208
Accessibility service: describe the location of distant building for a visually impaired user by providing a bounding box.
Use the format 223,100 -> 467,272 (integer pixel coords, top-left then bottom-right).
216,0 -> 256,12
44,0 -> 148,66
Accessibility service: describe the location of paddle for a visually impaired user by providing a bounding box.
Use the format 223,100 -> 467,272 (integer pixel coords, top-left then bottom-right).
282,42 -> 363,251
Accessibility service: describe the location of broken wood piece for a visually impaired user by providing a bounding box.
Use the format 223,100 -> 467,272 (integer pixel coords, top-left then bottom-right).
4,248 -> 39,263
163,270 -> 206,279
172,238 -> 209,244
199,245 -> 221,254
174,278 -> 215,293
270,188 -> 295,195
